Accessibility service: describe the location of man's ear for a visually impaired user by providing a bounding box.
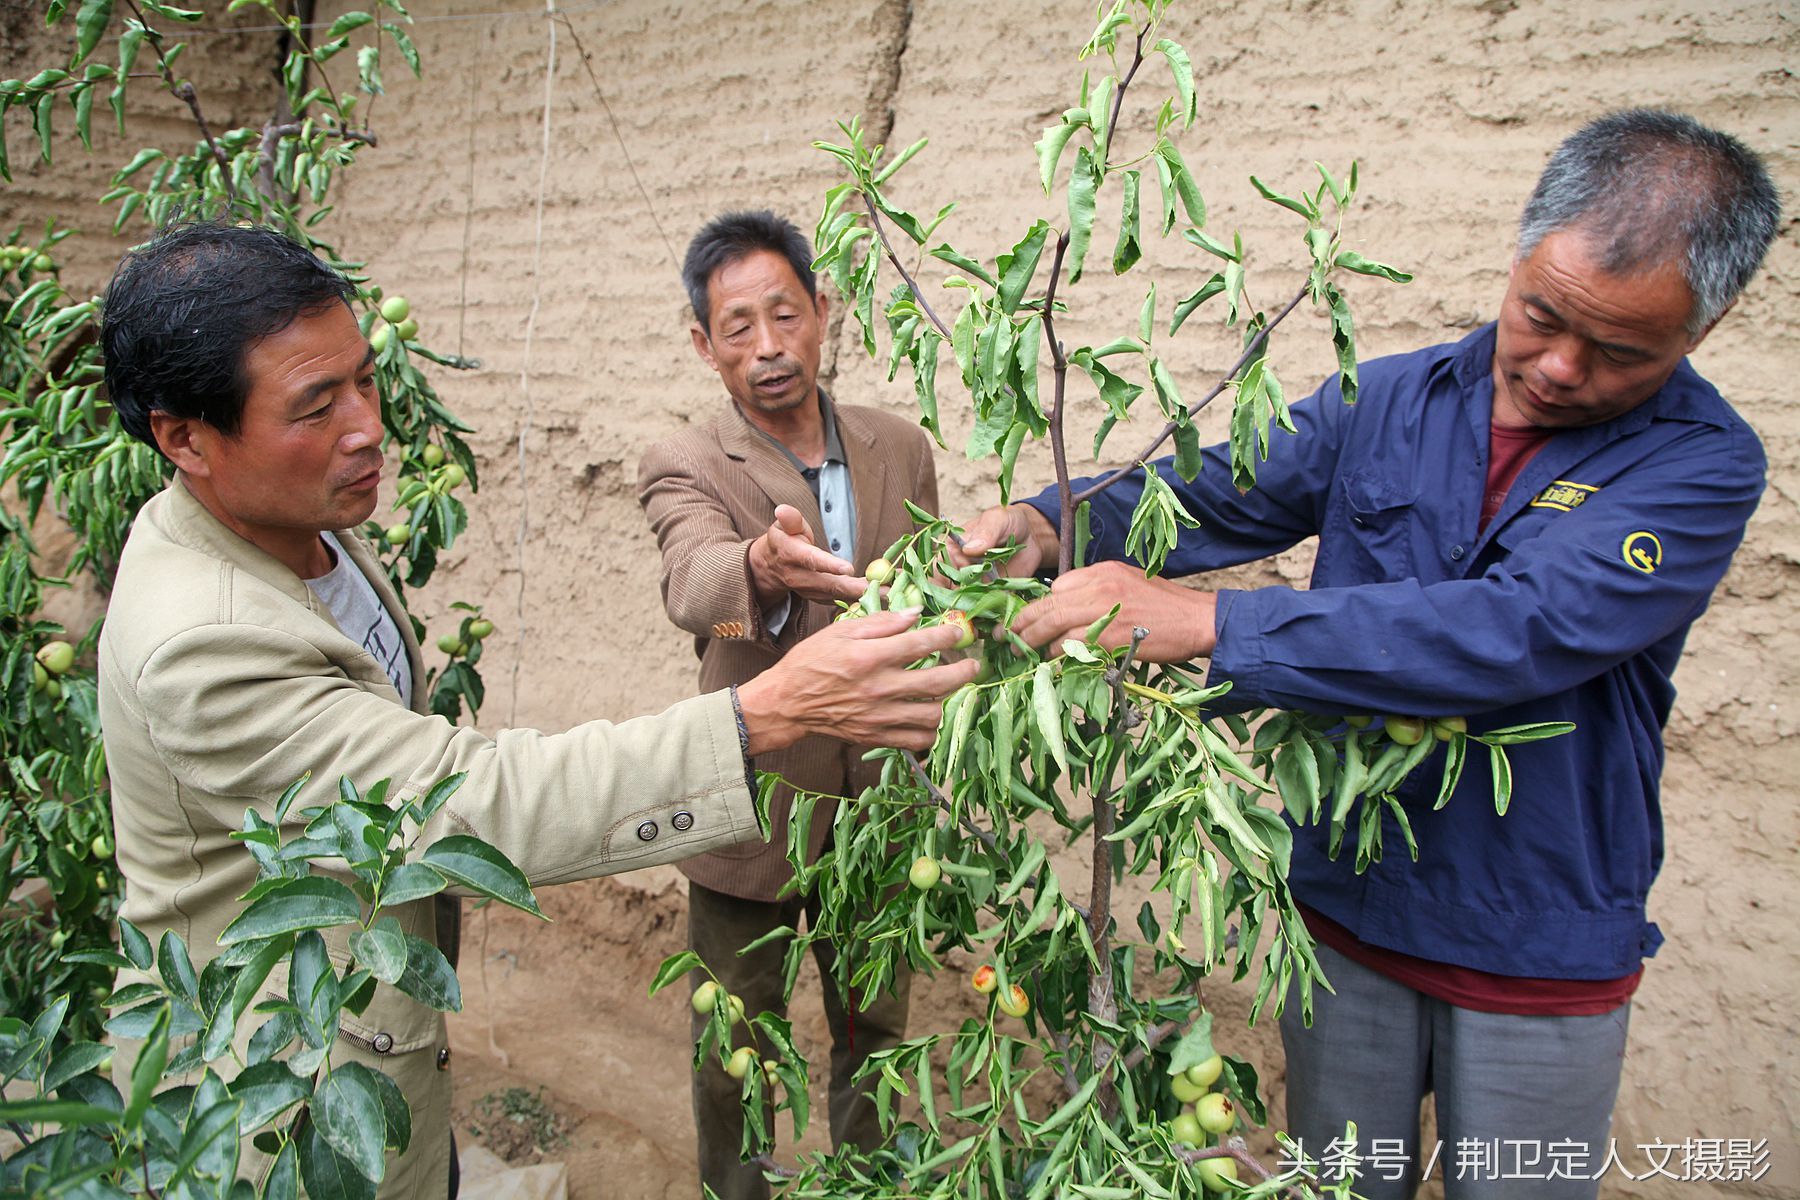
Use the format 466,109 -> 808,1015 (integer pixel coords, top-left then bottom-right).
148,411 -> 210,477
690,322 -> 719,373
812,287 -> 829,338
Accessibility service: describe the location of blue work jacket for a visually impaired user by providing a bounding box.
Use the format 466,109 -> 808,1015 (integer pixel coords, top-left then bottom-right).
1026,325 -> 1765,979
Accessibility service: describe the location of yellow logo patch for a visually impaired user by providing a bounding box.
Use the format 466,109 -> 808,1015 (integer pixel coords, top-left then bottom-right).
1623,531 -> 1663,575
1531,480 -> 1599,512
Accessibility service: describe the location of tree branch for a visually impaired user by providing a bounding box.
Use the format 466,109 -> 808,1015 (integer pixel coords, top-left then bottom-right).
123,0 -> 236,203
1174,1137 -> 1315,1200
751,1153 -> 801,1180
1071,283 -> 1309,507
1039,232 -> 1077,577
1102,31 -> 1148,162
903,748 -> 998,853
862,193 -> 953,339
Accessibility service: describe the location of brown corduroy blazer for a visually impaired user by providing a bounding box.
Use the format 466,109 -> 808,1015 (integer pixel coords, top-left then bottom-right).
637,396 -> 939,900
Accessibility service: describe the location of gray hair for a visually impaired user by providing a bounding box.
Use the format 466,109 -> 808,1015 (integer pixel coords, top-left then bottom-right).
1517,109 -> 1780,334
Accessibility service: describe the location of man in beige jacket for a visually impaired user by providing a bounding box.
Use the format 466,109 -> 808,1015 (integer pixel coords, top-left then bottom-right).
639,211 -> 936,1199
96,222 -> 975,1199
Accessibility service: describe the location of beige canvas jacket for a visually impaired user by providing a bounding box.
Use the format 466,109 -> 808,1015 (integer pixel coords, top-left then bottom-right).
637,399 -> 938,902
98,480 -> 759,1198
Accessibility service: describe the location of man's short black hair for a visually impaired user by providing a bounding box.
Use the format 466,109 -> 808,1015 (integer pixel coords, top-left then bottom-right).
682,210 -> 816,332
102,222 -> 356,448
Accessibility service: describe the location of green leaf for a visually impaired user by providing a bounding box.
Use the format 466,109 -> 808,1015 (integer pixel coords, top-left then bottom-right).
1111,169 -> 1142,274
1172,418 -> 1202,483
369,1065 -> 411,1154
1169,274 -> 1225,336
168,1097 -> 243,1191
300,1119 -> 377,1200
1138,283 -> 1156,345
1148,357 -> 1184,421
420,836 -> 543,918
124,1004 -> 170,1127
1249,174 -> 1317,221
379,861 -> 446,907
1065,146 -> 1100,285
1034,122 -> 1079,195
383,23 -> 421,77
0,1098 -> 119,1127
1166,1009 -> 1215,1076
349,918 -> 407,985
356,44 -> 383,96
44,1041 -> 112,1093
1334,249 -> 1413,284
73,0 -> 115,64
394,934 -> 461,1012
228,1061 -> 311,1132
327,11 -> 375,37
995,221 -> 1050,315
649,951 -> 703,997
911,332 -> 944,448
1160,139 -> 1206,227
157,930 -> 199,1002
1490,743 -> 1513,816
1475,721 -> 1575,745
118,916 -> 152,970
928,244 -> 996,288
1154,38 -> 1197,127
315,1063 -> 387,1182
218,876 -> 363,945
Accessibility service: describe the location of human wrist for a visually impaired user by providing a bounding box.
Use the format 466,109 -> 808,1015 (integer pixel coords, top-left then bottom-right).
734,673 -> 803,757
746,535 -> 786,609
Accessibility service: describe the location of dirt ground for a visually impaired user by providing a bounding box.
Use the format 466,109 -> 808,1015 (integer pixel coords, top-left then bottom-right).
4,0 -> 1797,1196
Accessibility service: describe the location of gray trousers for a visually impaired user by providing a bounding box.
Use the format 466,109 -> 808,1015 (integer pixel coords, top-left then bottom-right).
687,880 -> 911,1200
1279,942 -> 1631,1200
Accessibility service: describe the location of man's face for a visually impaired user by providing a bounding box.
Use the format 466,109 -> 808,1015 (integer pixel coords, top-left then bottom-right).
690,249 -> 828,417
159,302 -> 384,546
1491,229 -> 1705,430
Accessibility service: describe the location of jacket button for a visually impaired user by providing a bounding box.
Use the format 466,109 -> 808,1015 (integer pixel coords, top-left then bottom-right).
671,811 -> 694,832
637,821 -> 659,842
371,1032 -> 394,1055
1450,544 -> 1466,561
436,1047 -> 451,1070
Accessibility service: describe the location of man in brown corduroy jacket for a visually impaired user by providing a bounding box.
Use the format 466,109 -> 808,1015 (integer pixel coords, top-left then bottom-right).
639,211 -> 938,1200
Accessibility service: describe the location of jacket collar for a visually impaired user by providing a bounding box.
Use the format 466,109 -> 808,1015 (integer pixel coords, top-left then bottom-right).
160,479 -> 428,711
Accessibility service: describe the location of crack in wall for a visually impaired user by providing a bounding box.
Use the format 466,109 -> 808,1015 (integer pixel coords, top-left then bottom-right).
820,0 -> 914,391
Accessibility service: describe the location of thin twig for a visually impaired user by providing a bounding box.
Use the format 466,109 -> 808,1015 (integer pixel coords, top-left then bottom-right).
752,1153 -> 801,1180
123,0 -> 234,201
1102,31 -> 1148,160
863,193 -> 953,339
1174,1137 -> 1315,1200
1051,1031 -> 1081,1098
1116,979 -> 1205,1075
1039,232 -> 1076,576
902,749 -> 998,853
1072,284 -> 1308,506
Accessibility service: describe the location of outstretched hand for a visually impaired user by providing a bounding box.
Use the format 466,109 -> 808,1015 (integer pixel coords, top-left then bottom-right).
737,609 -> 980,754
1010,562 -> 1218,664
944,504 -> 1060,578
748,503 -> 866,608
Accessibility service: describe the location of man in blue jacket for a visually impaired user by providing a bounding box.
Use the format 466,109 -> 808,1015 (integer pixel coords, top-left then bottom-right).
951,110 -> 1778,1198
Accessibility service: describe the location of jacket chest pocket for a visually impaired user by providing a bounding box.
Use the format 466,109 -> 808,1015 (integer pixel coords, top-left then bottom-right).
1332,473 -> 1421,580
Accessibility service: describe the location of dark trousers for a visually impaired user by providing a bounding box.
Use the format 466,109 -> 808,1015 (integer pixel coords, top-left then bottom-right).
687,880 -> 911,1200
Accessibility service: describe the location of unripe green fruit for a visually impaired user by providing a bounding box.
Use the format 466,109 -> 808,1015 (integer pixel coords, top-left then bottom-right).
32,662 -> 48,691
763,1059 -> 780,1084
726,994 -> 745,1023
421,444 -> 446,467
1169,1112 -> 1203,1145
691,980 -> 721,1014
37,640 -> 76,675
1170,1073 -> 1207,1104
441,464 -> 466,488
725,1046 -> 757,1080
379,295 -> 411,323
394,317 -> 419,341
1433,715 -> 1468,741
907,856 -> 941,889
896,583 -> 924,611
1344,714 -> 1373,729
49,928 -> 68,949
385,523 -> 411,545
369,323 -> 392,353
1386,715 -> 1427,746
1185,1054 -> 1223,1088
93,870 -> 108,891
864,557 -> 895,586
436,634 -> 466,655
44,679 -> 61,700
91,835 -> 113,860
1197,1157 -> 1239,1193
32,253 -> 53,272
468,618 -> 494,640
1194,1091 -> 1235,1134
